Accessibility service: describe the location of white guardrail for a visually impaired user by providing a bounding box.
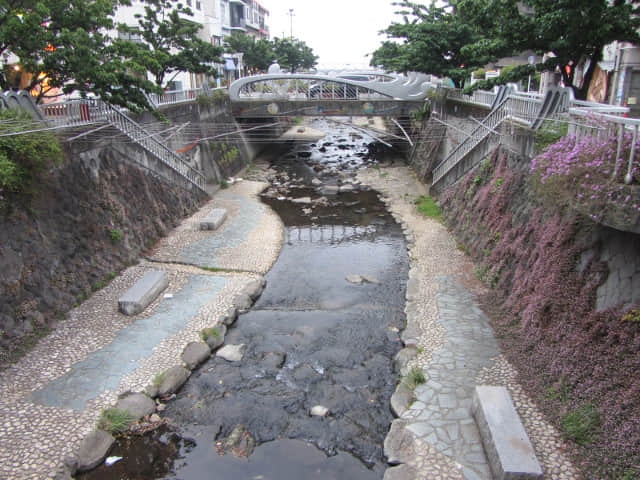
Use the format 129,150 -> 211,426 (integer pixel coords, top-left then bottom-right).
569,108 -> 639,185
432,85 -> 634,187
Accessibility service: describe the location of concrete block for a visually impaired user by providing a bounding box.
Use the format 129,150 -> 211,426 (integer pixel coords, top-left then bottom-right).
200,208 -> 227,231
472,386 -> 543,480
118,270 -> 168,316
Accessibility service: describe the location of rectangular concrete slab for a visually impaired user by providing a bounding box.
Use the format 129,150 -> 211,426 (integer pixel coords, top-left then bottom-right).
472,386 -> 543,480
200,208 -> 227,231
118,270 -> 168,316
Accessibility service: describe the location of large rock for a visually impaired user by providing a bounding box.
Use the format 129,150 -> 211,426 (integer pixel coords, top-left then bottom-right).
384,420 -> 417,466
390,380 -> 414,418
182,341 -> 211,370
203,324 -> 226,349
242,278 -> 266,300
221,307 -> 238,326
216,344 -> 246,362
157,366 -> 191,397
393,346 -> 419,375
115,392 -> 155,421
235,293 -> 254,312
74,430 -> 115,473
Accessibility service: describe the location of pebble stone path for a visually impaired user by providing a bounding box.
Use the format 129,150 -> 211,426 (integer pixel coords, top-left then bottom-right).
0,160 -> 582,480
0,178 -> 283,480
357,165 -> 580,480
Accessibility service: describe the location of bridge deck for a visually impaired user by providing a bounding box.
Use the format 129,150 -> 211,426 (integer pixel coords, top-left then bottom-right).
231,99 -> 424,118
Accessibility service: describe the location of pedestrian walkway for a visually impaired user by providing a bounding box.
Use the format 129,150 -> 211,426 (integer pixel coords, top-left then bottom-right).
0,179 -> 283,480
357,166 -> 579,480
0,165 -> 581,480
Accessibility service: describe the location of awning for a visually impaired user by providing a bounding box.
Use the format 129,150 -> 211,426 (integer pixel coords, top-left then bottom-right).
598,60 -> 616,72
224,58 -> 237,71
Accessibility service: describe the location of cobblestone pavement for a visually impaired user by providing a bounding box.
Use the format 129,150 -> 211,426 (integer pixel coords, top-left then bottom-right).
0,178 -> 283,480
0,162 -> 581,480
357,166 -> 579,480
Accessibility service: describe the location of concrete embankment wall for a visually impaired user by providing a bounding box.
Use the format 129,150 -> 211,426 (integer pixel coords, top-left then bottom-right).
0,96 -> 270,358
408,98 -> 640,476
411,97 -> 640,311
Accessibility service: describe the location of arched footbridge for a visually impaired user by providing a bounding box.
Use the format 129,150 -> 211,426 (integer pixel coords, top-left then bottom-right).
229,72 -> 433,118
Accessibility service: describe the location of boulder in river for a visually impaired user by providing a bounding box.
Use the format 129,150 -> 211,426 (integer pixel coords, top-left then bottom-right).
216,344 -> 246,362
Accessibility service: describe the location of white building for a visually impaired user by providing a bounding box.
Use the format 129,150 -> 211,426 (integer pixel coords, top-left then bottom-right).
112,0 -> 269,90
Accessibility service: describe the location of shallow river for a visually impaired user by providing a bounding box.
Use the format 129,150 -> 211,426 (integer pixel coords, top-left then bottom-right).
82,119 -> 409,479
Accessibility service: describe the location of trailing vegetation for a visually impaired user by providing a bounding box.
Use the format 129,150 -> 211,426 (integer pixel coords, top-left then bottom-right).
439,144 -> 640,478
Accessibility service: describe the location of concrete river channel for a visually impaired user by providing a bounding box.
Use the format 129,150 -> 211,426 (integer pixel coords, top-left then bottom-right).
81,119 -> 409,479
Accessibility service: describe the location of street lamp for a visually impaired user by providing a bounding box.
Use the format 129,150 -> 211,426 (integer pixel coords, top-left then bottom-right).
288,8 -> 294,39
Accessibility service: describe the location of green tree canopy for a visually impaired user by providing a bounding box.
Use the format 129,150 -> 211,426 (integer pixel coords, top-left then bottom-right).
224,33 -> 275,72
370,1 -> 490,88
372,0 -> 640,99
0,0 -> 161,110
117,0 -> 223,88
272,37 -> 317,73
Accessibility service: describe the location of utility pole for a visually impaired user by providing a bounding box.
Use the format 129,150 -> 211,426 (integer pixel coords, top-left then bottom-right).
288,8 -> 294,39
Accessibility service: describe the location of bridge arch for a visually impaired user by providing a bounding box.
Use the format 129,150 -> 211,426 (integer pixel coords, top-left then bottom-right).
229,72 -> 434,102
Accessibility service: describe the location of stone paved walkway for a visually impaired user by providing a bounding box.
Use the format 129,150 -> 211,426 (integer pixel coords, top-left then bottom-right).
358,166 -> 579,480
0,179 -> 283,480
0,162 -> 581,480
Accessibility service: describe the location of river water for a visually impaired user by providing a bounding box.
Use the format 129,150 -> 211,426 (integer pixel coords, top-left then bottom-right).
82,119 -> 409,479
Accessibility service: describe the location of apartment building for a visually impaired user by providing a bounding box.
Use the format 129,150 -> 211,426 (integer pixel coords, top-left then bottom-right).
112,0 -> 268,90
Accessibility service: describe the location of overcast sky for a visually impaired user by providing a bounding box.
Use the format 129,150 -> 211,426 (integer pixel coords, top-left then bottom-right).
260,0 -> 411,70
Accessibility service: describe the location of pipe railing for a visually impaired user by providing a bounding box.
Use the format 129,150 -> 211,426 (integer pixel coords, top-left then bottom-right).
104,107 -> 206,191
39,96 -> 208,192
569,108 -> 639,185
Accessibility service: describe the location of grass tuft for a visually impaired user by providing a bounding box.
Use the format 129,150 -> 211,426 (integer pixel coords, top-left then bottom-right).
414,195 -> 442,221
561,404 -> 601,446
98,408 -> 135,434
406,366 -> 426,390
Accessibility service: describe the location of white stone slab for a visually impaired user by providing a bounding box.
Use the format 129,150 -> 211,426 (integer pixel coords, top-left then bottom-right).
472,386 -> 543,480
118,270 -> 168,316
200,208 -> 227,231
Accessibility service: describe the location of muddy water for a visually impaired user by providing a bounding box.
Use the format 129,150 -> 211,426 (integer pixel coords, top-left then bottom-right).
83,119 -> 408,479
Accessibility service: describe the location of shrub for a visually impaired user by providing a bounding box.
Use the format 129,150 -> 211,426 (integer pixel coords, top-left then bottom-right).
531,119 -> 640,226
109,228 -> 123,242
0,109 -> 63,202
561,404 -> 601,446
534,120 -> 569,152
200,326 -> 222,342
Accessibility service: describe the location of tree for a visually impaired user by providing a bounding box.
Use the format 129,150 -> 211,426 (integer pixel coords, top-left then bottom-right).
373,0 -> 640,99
225,33 -> 275,72
370,1 -> 491,88
0,0 -> 161,111
117,0 -> 223,88
272,37 -> 317,73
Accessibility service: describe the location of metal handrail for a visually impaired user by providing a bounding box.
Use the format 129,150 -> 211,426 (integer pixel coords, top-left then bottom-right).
104,107 -> 206,190
39,97 -> 207,191
569,108 -> 639,184
432,95 -> 525,185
